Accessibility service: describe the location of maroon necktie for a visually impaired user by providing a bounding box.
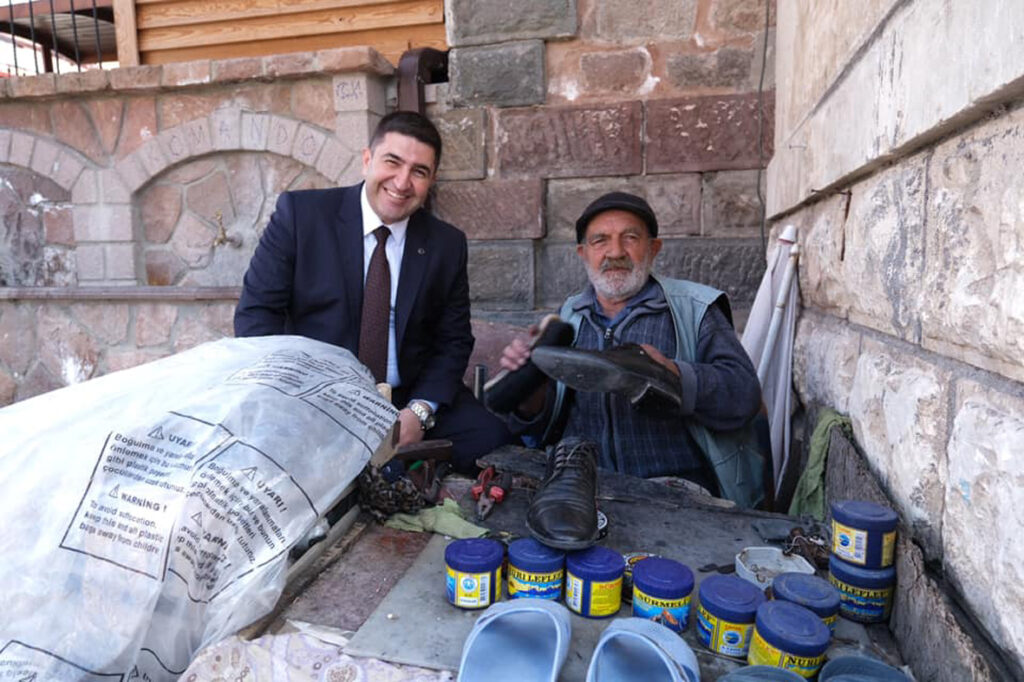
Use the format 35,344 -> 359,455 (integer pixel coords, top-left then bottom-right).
358,226 -> 391,383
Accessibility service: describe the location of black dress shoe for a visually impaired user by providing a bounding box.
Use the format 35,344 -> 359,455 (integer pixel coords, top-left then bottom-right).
530,343 -> 683,411
526,438 -> 600,550
484,314 -> 574,414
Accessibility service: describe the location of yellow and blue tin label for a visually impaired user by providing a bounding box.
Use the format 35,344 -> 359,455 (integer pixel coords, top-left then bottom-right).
747,628 -> 825,678
829,574 -> 893,622
446,565 -> 501,609
832,522 -> 896,567
566,572 -> 622,617
696,603 -> 755,657
633,588 -> 691,632
508,566 -> 563,600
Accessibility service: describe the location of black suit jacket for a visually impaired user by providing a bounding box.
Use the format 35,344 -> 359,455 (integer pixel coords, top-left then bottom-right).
234,184 -> 474,407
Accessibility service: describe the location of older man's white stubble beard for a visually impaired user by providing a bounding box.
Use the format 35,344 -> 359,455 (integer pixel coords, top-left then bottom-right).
585,253 -> 655,304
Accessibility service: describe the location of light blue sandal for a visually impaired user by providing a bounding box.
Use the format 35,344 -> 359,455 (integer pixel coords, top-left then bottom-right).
458,598 -> 572,682
586,618 -> 700,682
819,655 -> 910,681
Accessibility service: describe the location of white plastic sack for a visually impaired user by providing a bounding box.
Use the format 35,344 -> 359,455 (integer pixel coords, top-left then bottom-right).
0,336 -> 398,681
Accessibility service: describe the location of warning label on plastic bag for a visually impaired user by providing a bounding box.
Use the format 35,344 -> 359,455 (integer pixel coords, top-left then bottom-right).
229,349 -> 398,453
228,350 -> 362,397
0,641 -> 118,681
168,440 -> 318,601
61,413 -> 231,580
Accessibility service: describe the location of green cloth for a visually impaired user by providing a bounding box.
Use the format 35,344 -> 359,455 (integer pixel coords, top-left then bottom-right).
384,498 -> 488,538
788,408 -> 853,519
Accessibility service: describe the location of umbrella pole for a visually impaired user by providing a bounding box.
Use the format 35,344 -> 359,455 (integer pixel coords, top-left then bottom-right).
756,232 -> 800,385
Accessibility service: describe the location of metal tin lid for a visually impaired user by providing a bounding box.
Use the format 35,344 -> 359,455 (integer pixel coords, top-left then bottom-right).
698,574 -> 766,623
829,555 -> 896,587
632,557 -> 694,600
755,601 -> 831,657
566,545 -> 624,582
444,538 -> 503,573
831,500 -> 898,531
508,537 -> 565,573
772,572 -> 840,617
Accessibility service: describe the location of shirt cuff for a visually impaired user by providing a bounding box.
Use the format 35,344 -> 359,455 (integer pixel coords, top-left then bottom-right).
410,399 -> 438,413
674,361 -> 697,416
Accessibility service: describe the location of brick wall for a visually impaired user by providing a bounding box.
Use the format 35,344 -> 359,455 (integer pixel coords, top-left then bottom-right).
433,0 -> 775,333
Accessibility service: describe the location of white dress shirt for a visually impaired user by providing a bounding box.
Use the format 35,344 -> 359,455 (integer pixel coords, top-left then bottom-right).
359,185 -> 436,412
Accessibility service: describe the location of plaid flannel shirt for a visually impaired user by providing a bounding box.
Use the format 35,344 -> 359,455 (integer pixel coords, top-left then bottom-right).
558,279 -> 760,491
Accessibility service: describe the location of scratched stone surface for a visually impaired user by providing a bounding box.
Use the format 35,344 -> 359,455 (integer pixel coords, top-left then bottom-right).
495,103 -> 643,179
646,93 -> 774,173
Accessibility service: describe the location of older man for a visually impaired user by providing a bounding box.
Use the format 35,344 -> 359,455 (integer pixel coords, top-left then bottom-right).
498,192 -> 765,508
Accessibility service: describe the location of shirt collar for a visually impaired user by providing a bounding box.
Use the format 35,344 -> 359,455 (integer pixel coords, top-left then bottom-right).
360,183 -> 410,245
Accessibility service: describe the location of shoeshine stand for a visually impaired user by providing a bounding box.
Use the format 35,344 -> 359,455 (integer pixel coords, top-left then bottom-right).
344,445 -> 900,680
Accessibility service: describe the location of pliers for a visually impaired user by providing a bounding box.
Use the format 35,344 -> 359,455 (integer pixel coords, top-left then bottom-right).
472,466 -> 512,521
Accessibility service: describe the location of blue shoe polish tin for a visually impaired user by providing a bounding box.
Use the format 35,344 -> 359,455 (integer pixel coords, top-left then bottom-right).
696,574 -> 766,658
507,538 -> 565,600
828,555 -> 896,624
445,538 -> 503,609
747,601 -> 831,678
565,546 -> 623,618
770,572 -> 840,634
830,500 -> 898,568
631,557 -> 694,632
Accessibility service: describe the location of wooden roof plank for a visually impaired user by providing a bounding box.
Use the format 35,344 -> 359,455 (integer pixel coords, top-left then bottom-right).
137,0 -> 442,51
142,21 -> 446,66
136,0 -> 398,30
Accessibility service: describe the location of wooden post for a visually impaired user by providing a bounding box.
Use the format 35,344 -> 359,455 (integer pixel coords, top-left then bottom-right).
112,0 -> 139,66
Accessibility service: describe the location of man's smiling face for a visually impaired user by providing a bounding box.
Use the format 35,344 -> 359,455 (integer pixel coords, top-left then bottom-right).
362,132 -> 437,224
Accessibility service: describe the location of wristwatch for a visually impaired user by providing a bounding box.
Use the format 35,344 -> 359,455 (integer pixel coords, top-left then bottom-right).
408,401 -> 436,431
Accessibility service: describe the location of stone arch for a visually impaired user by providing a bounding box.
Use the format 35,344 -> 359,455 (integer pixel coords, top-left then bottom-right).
61,108 -> 371,285
0,128 -> 95,194
113,108 -> 364,195
0,130 -> 97,286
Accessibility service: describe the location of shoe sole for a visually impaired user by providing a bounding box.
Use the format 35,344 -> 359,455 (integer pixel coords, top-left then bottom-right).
525,518 -> 602,551
531,346 -> 681,409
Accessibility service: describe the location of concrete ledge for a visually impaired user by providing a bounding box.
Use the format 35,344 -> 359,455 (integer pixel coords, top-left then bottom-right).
3,46 -> 395,102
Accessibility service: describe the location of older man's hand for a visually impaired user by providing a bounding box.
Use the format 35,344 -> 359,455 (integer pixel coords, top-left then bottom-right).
640,344 -> 680,377
499,336 -> 533,372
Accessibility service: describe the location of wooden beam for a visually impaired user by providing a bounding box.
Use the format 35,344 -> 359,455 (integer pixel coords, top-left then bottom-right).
142,22 -> 446,66
136,0 -> 399,30
137,0 -> 442,51
111,0 -> 139,66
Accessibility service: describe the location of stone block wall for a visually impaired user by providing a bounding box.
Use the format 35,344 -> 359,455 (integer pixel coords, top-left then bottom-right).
775,1 -> 1024,678
435,0 -> 775,338
0,47 -> 393,405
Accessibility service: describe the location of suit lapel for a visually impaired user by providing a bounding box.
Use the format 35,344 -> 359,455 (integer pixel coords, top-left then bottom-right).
337,185 -> 365,333
396,211 -> 428,349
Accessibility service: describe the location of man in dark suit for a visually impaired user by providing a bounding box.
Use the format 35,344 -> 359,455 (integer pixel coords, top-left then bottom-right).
235,111 -> 510,472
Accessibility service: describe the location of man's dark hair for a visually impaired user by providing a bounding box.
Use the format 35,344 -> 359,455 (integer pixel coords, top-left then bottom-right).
369,111 -> 443,169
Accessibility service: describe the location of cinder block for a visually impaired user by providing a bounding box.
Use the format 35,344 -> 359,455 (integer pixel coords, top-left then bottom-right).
447,0 -> 577,47
496,102 -> 643,178
434,179 -> 543,239
449,41 -> 546,108
646,94 -> 774,173
468,241 -> 535,310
